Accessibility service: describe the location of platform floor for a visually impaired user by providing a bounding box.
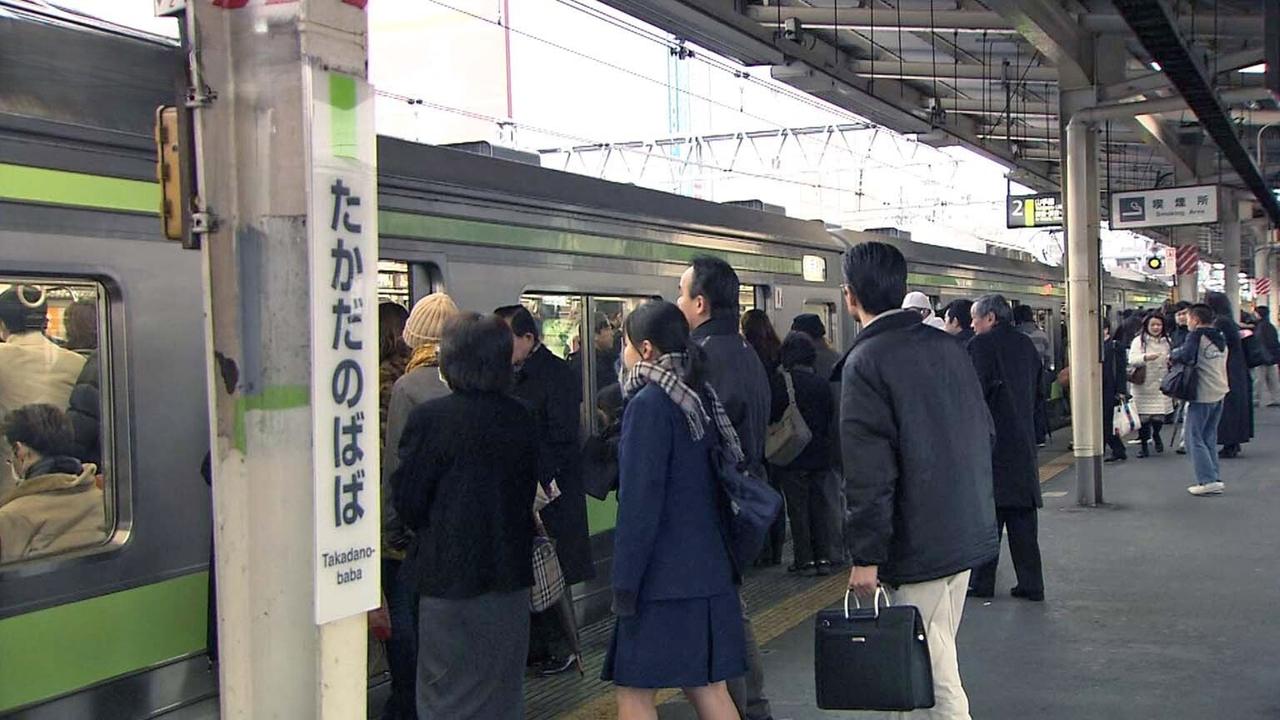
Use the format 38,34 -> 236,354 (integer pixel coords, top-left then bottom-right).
653,409 -> 1280,720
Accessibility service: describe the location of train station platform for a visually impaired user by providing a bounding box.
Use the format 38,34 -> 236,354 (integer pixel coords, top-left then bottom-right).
642,409 -> 1280,720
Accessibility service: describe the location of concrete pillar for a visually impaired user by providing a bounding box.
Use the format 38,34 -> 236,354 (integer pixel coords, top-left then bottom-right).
1174,226 -> 1200,303
186,2 -> 377,717
1222,196 -> 1241,317
1063,116 -> 1104,506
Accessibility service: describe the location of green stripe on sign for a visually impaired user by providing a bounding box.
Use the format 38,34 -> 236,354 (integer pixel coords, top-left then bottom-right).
329,72 -> 358,159
0,164 -> 157,214
379,211 -> 805,276
0,572 -> 208,712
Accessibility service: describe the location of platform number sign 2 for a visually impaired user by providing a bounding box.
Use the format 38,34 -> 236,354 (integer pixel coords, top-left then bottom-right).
310,69 -> 380,625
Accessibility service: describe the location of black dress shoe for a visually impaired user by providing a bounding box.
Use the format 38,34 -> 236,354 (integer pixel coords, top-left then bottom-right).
1011,586 -> 1045,602
1104,454 -> 1127,463
966,587 -> 994,599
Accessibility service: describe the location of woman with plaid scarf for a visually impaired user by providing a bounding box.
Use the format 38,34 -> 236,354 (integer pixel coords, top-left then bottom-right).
602,300 -> 746,720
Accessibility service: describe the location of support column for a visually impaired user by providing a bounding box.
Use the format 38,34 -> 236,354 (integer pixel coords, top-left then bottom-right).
1064,118 -> 1104,506
1222,196 -> 1241,316
187,2 -> 376,718
1271,229 -> 1280,313
1174,227 -> 1200,303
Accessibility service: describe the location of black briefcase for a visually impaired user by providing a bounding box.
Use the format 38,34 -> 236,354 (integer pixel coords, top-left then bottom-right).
814,588 -> 934,711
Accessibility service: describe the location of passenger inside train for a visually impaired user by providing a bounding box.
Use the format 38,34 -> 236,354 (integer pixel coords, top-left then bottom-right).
0,285 -> 88,497
0,403 -> 107,563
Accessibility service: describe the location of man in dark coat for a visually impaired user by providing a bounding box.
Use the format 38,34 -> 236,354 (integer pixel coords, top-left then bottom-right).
1204,292 -> 1252,457
790,312 -> 844,563
1253,306 -> 1280,407
836,242 -> 998,718
495,304 -> 593,676
677,256 -> 774,720
966,294 -> 1045,601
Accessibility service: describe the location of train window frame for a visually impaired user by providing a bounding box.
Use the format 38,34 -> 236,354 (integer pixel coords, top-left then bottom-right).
0,274 -> 128,572
800,300 -> 841,351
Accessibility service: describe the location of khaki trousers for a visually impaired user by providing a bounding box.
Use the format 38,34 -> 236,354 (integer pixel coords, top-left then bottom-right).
887,570 -> 972,720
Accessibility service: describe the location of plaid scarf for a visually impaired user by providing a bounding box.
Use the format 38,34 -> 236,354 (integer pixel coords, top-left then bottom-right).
623,352 -> 745,464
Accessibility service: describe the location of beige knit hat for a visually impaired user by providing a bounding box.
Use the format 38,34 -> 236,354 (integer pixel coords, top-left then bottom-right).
402,292 -> 459,349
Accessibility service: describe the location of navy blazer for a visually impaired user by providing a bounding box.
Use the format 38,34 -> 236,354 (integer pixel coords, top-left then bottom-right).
611,384 -> 735,615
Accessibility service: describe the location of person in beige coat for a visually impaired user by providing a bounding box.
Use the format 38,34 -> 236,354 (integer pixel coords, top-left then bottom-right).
1127,313 -> 1174,457
0,286 -> 87,495
0,404 -> 106,563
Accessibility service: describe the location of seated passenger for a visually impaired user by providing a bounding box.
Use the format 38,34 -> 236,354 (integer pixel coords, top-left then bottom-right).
0,404 -> 107,562
0,286 -> 87,492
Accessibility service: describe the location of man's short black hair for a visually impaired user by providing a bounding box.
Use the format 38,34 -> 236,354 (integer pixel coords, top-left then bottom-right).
943,298 -> 972,328
0,286 -> 48,334
3,404 -> 76,458
1188,303 -> 1215,325
1256,305 -> 1269,318
688,256 -> 740,318
493,304 -> 540,341
440,313 -> 514,392
841,242 -> 907,316
1011,304 -> 1035,324
1173,300 -> 1192,312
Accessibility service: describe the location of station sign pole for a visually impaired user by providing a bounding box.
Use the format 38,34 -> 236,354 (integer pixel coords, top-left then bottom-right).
184,1 -> 376,717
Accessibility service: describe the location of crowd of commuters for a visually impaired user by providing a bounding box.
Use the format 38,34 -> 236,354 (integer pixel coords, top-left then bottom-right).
366,242 -> 1280,719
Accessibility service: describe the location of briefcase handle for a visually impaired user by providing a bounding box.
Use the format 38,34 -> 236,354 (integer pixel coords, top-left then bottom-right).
844,586 -> 890,619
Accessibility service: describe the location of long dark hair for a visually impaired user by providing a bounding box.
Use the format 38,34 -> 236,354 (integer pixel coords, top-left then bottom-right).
623,300 -> 707,390
740,308 -> 781,370
1204,291 -> 1234,324
1142,311 -> 1167,339
379,302 -> 410,362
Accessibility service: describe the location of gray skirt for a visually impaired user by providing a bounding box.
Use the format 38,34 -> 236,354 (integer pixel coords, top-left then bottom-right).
417,589 -> 530,720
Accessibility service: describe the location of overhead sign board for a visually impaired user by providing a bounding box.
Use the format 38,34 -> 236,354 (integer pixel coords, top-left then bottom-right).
1110,185 -> 1218,229
1007,193 -> 1063,228
310,69 -> 380,625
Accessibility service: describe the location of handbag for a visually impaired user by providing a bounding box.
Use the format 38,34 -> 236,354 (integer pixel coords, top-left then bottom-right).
765,370 -> 812,465
530,514 -> 566,612
815,587 -> 935,711
581,422 -> 620,500
1112,400 -> 1138,436
1126,364 -> 1147,385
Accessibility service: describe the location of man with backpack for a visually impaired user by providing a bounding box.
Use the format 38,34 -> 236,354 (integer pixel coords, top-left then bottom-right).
1170,304 -> 1230,496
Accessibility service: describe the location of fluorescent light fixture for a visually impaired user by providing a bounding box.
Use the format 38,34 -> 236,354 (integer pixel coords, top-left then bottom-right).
1149,61 -> 1162,72
1212,262 -> 1226,270
1240,63 -> 1267,74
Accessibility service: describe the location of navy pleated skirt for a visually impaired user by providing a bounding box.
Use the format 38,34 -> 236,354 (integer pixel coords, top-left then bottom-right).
601,590 -> 747,688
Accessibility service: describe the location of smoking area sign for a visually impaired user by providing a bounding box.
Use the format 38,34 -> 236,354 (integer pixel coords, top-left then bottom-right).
1110,185 -> 1219,230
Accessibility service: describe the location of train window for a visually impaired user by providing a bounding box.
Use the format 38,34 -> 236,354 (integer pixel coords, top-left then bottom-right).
0,278 -> 113,565
377,260 -> 411,308
802,301 -> 839,350
739,284 -> 758,313
520,294 -> 583,361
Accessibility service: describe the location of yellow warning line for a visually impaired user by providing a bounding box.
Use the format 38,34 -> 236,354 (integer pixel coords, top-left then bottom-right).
1039,451 -> 1074,484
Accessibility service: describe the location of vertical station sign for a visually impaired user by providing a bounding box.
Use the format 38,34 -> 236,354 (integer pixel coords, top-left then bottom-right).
309,67 -> 380,625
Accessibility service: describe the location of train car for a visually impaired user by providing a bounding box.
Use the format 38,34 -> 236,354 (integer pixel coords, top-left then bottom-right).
0,3 -> 1167,717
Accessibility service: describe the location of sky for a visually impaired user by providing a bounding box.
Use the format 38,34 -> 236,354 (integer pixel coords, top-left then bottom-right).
49,0 -> 1160,267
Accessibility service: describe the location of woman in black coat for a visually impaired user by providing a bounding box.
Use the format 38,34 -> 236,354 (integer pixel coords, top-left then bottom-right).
1101,318 -> 1129,462
391,313 -> 539,720
769,333 -> 836,575
1205,292 -> 1253,457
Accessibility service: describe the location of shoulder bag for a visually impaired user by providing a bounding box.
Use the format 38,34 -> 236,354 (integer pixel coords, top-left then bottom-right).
1161,342 -> 1199,402
765,370 -> 812,465
815,587 -> 935,711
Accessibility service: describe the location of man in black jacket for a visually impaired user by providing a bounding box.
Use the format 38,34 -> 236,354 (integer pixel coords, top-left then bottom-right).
942,298 -> 975,345
967,294 -> 1045,602
677,256 -> 774,720
1252,306 -> 1280,407
495,304 -> 593,676
837,242 -> 998,719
